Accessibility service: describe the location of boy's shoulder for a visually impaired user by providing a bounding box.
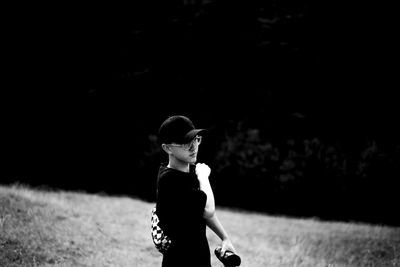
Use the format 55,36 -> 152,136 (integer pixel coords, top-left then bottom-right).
157,164 -> 178,183
157,164 -> 195,186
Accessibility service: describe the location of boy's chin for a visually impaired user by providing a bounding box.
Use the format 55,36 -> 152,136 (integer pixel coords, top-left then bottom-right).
188,157 -> 197,163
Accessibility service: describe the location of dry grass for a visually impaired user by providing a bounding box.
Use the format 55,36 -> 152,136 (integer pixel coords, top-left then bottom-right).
0,184 -> 160,267
1,184 -> 399,267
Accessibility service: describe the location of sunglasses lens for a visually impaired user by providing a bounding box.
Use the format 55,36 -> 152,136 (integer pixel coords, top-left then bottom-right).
184,136 -> 202,150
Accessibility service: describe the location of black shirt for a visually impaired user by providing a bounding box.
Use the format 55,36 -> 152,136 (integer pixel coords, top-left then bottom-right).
156,163 -> 211,267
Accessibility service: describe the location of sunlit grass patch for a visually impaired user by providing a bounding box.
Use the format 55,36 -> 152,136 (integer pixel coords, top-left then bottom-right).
0,184 -> 161,267
207,207 -> 400,266
0,189 -> 63,266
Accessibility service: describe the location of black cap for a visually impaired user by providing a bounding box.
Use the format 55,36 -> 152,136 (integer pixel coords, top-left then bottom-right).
159,115 -> 206,144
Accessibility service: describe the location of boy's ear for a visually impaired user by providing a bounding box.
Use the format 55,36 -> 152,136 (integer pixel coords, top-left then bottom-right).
161,144 -> 172,154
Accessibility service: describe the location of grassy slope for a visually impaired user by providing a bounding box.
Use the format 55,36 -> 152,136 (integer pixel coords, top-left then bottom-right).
1,184 -> 399,267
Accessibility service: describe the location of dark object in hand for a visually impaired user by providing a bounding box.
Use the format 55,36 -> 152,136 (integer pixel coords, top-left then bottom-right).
214,246 -> 241,266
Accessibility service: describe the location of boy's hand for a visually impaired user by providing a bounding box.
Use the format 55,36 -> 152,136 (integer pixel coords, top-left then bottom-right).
195,163 -> 211,181
220,238 -> 236,255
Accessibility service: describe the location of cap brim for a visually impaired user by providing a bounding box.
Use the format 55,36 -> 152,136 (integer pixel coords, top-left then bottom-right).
184,129 -> 206,143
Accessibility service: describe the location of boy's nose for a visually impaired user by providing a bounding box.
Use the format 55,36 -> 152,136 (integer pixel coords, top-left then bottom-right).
189,144 -> 198,152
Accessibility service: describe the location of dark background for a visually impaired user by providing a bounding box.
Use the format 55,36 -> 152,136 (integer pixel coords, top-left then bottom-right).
2,1 -> 399,226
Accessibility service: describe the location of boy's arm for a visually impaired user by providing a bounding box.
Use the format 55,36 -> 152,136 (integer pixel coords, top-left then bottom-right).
206,213 -> 236,255
195,163 -> 236,255
196,163 -> 215,219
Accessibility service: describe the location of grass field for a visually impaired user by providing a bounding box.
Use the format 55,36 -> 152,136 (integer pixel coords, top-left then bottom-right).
1,184 -> 399,267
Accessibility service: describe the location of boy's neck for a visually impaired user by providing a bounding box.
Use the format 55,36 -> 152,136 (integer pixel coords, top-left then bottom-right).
167,158 -> 190,173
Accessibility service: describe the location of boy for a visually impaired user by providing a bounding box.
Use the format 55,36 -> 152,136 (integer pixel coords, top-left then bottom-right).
156,115 -> 237,267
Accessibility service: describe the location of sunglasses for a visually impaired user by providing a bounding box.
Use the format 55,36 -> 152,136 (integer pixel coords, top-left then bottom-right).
168,136 -> 202,150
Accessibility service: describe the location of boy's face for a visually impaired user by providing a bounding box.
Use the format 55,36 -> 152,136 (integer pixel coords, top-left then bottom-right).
166,136 -> 202,164
169,146 -> 198,164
